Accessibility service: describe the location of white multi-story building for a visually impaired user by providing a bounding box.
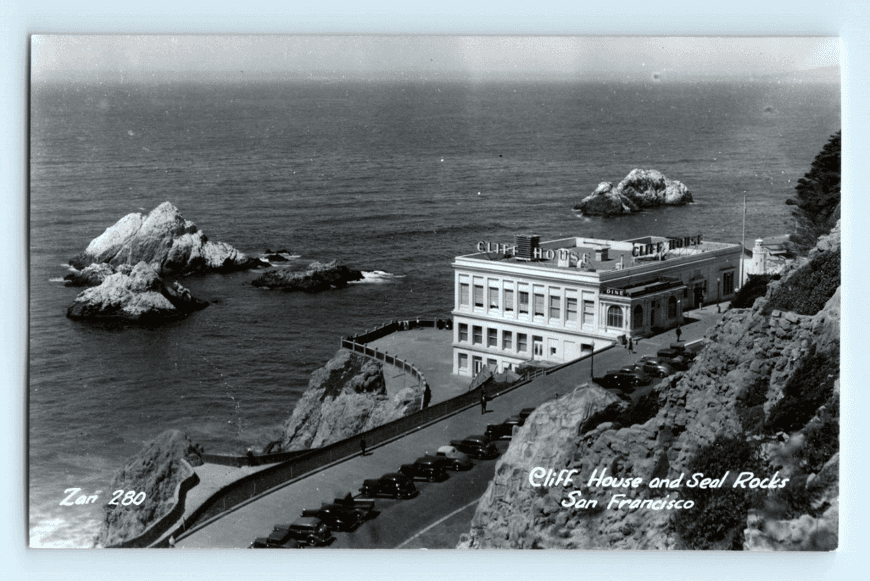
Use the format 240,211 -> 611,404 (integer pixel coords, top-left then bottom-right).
452,234 -> 742,377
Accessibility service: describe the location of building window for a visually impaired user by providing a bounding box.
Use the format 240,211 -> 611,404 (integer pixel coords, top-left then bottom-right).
487,328 -> 498,347
517,333 -> 528,352
473,285 -> 484,308
566,298 -> 577,322
503,331 -> 512,350
504,289 -> 514,312
723,271 -> 735,294
458,353 -> 468,370
458,323 -> 468,342
472,326 -> 483,345
488,287 -> 499,309
487,358 -> 498,370
519,291 -> 529,314
633,305 -> 644,328
549,296 -> 561,320
607,305 -> 624,328
668,296 -> 677,318
583,300 -> 595,325
460,283 -> 469,306
534,293 -> 545,317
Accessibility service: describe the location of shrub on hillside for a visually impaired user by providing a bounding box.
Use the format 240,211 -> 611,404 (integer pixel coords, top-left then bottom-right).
763,249 -> 839,316
731,274 -> 779,309
672,436 -> 764,550
786,131 -> 840,253
765,351 -> 838,434
794,393 -> 839,474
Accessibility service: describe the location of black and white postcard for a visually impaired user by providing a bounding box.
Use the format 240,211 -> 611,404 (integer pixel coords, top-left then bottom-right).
29,35 -> 840,552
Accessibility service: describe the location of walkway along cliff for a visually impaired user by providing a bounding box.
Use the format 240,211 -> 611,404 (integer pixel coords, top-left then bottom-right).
459,222 -> 840,550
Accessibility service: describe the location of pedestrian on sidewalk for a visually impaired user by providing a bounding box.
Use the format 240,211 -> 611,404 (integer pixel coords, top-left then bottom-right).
675,325 -> 682,342
360,437 -> 367,457
627,338 -> 634,353
480,389 -> 488,414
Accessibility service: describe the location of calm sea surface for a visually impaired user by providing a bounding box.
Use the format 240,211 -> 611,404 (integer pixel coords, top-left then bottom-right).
29,79 -> 839,547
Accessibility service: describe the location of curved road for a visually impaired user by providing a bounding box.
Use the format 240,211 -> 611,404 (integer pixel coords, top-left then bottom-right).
177,307 -> 722,549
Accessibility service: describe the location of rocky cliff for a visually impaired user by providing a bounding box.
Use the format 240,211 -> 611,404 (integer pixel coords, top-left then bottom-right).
460,224 -> 839,551
251,260 -> 363,292
574,169 -> 693,216
96,429 -> 203,547
278,349 -> 422,451
67,261 -> 209,322
69,202 -> 265,276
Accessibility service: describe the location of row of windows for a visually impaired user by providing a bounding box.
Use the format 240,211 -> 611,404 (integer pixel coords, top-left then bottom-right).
457,353 -> 515,373
460,282 -> 591,324
458,324 -> 529,352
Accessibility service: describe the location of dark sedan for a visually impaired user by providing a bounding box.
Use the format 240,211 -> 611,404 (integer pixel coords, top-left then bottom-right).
449,436 -> 499,459
359,473 -> 419,499
485,415 -> 524,440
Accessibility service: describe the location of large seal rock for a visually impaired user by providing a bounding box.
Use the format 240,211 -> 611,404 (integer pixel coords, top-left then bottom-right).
278,349 -> 422,451
67,261 -> 209,322
69,202 -> 265,276
96,429 -> 203,547
251,260 -> 363,292
574,169 -> 693,216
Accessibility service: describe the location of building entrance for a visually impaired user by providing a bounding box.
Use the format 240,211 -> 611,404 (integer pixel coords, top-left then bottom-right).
532,336 -> 543,359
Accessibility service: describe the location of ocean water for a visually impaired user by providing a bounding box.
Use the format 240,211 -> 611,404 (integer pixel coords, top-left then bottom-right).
29,78 -> 840,547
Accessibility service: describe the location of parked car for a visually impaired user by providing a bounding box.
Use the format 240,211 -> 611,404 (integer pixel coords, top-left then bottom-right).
301,503 -> 368,532
426,446 -> 473,471
248,536 -> 302,549
618,365 -> 652,385
640,354 -> 688,372
329,493 -> 375,518
656,348 -> 690,368
485,415 -> 524,440
518,407 -> 536,421
268,517 -> 333,547
359,473 -> 419,499
400,456 -> 449,482
637,359 -> 675,378
597,371 -> 640,391
449,436 -> 499,459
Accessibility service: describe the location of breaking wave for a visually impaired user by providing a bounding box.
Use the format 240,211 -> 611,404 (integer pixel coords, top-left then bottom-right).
350,270 -> 405,284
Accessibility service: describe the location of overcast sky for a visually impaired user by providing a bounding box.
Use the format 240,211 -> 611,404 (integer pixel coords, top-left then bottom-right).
32,36 -> 839,82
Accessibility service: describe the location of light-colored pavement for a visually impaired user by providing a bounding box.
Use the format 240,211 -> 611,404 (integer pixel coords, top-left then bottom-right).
176,304 -> 726,549
368,328 -> 469,404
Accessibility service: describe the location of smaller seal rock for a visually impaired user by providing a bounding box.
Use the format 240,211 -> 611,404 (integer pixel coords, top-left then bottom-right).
251,260 -> 363,292
66,261 -> 209,322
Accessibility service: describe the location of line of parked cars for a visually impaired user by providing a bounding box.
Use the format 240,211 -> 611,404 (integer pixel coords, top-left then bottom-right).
597,342 -> 701,392
248,403 -> 539,548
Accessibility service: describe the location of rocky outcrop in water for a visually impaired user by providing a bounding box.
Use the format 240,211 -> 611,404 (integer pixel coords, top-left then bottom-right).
278,349 -> 422,451
69,202 -> 266,276
574,169 -> 693,216
67,261 -> 209,322
460,224 -> 839,550
251,260 -> 363,292
96,429 -> 203,547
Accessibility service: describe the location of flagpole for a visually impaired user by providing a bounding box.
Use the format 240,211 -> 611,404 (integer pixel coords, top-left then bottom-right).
740,193 -> 746,288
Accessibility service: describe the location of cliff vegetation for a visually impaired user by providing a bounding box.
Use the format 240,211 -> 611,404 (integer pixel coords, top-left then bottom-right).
460,222 -> 840,551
